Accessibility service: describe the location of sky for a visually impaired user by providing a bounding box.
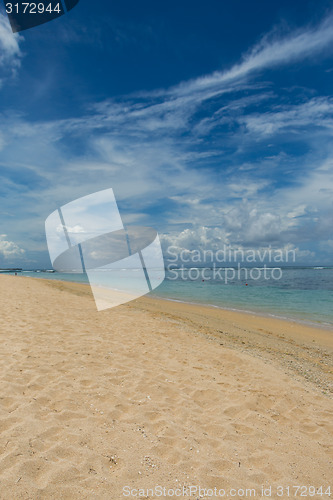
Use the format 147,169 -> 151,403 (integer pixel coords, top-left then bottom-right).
0,0 -> 333,268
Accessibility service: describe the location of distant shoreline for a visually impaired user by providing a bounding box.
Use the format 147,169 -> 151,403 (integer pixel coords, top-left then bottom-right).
9,269 -> 333,330
3,273 -> 333,395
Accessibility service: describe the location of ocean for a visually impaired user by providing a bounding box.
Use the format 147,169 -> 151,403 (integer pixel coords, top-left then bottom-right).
6,266 -> 333,328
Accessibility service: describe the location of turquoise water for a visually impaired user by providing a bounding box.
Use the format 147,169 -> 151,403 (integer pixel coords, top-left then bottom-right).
155,268 -> 333,327
7,267 -> 333,327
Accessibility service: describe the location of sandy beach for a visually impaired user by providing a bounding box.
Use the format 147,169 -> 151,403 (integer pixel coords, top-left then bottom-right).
0,274 -> 332,499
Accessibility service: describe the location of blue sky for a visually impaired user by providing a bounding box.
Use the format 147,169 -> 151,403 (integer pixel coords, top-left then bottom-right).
0,0 -> 333,268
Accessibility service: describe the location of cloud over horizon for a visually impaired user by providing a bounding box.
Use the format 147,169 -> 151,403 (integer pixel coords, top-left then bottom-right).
0,9 -> 333,266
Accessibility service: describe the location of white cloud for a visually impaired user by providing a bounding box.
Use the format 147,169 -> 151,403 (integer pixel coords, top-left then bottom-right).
161,228 -> 315,263
161,226 -> 230,252
0,234 -> 25,258
171,13 -> 333,99
72,13 -> 333,139
241,97 -> 333,137
0,14 -> 23,76
56,224 -> 84,234
1,11 -> 333,263
287,205 -> 308,219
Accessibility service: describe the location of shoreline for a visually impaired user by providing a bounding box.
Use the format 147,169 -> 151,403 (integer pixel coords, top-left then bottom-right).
15,272 -> 333,331
129,294 -> 333,397
152,294 -> 333,331
34,275 -> 333,396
